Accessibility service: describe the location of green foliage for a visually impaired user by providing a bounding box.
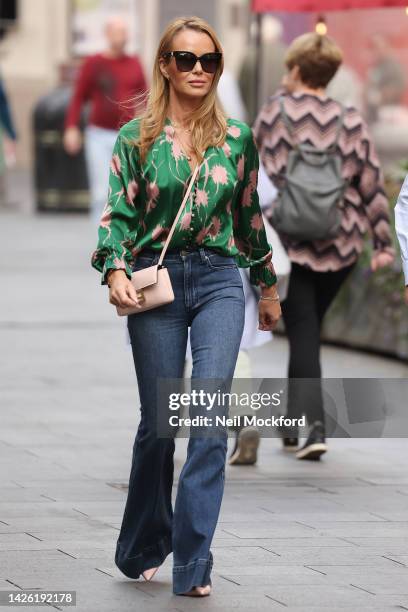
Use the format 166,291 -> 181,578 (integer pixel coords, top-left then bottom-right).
323,172 -> 408,360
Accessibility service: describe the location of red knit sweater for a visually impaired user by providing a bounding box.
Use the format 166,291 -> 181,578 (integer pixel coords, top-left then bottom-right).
64,53 -> 147,131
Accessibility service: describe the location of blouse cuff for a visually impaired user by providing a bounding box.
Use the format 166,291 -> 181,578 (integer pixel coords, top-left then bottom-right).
102,253 -> 133,286
91,249 -> 133,285
249,259 -> 278,288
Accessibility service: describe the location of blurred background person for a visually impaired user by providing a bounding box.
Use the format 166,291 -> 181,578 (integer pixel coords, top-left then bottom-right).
183,67 -> 280,466
254,32 -> 395,461
63,15 -> 147,223
0,72 -> 17,205
226,160 -> 290,466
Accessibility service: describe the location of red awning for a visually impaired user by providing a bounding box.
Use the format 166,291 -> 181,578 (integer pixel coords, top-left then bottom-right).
252,0 -> 407,12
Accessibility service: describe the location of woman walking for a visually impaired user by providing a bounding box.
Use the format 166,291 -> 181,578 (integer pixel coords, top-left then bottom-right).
254,33 -> 395,460
91,17 -> 281,596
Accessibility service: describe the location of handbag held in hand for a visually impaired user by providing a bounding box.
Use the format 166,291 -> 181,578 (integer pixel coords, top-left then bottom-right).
115,161 -> 201,316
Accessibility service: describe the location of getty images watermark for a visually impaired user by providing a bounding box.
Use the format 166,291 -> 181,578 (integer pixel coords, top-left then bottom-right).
166,389 -> 305,429
155,379 -> 308,437
156,377 -> 408,439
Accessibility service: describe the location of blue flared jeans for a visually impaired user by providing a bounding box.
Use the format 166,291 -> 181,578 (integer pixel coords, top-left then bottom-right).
114,245 -> 245,594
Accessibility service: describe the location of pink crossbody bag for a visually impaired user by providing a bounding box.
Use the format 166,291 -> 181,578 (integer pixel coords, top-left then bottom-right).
115,160 -> 201,316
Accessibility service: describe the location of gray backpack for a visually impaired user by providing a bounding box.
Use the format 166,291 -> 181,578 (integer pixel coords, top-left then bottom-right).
271,96 -> 348,241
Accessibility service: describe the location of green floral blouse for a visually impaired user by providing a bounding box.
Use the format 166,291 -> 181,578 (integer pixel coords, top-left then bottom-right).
91,116 -> 277,287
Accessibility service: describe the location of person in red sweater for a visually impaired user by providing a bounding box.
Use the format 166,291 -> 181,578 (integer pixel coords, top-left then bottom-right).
64,15 -> 147,221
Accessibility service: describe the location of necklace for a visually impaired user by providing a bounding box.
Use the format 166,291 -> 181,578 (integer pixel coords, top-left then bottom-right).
173,129 -> 194,162
170,118 -> 191,132
173,124 -> 191,133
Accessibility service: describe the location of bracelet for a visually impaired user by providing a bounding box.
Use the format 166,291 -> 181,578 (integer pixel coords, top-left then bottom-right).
106,269 -> 121,288
260,295 -> 280,302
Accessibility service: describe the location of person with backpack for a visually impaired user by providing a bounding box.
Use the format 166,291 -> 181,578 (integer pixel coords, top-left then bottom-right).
253,32 -> 395,460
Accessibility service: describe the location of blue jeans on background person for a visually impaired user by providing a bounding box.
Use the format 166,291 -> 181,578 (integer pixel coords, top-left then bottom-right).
115,246 -> 245,594
84,124 -> 118,223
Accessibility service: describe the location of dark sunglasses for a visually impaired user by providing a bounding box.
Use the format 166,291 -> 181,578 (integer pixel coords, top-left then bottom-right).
162,51 -> 222,74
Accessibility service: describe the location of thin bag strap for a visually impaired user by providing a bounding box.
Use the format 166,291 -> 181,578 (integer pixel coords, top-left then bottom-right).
158,160 -> 202,267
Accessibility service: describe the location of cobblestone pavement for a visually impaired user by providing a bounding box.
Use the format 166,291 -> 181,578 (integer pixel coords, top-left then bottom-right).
1,209 -> 408,611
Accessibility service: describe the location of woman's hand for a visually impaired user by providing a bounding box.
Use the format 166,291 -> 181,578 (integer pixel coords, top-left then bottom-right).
371,251 -> 394,271
258,285 -> 282,331
107,270 -> 140,309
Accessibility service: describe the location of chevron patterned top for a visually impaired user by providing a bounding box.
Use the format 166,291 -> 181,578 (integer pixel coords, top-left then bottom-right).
253,91 -> 395,272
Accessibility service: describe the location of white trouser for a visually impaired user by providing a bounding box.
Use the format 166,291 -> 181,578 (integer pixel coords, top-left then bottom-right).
84,124 -> 118,224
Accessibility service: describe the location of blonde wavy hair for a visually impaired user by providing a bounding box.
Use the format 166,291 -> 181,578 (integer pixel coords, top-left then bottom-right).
134,16 -> 227,164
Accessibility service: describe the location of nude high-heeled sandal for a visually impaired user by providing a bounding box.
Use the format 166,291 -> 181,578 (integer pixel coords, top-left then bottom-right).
182,585 -> 211,597
142,566 -> 160,581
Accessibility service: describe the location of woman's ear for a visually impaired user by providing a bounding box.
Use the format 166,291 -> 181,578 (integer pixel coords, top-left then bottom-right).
158,58 -> 170,80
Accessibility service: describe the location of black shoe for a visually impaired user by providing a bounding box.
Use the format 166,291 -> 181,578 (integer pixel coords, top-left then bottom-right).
282,437 -> 299,452
228,426 -> 260,465
277,418 -> 299,452
296,421 -> 327,460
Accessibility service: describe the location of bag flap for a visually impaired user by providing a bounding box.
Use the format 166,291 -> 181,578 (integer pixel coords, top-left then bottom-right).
131,264 -> 159,290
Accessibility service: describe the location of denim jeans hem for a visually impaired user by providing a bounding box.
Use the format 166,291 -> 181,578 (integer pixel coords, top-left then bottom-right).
115,534 -> 172,579
172,552 -> 213,594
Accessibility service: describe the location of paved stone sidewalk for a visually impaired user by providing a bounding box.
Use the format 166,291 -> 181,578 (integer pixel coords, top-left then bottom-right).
1,211 -> 408,611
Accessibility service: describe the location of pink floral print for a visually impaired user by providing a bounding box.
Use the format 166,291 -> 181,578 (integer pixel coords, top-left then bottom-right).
211,164 -> 228,186
195,189 -> 208,207
237,155 -> 245,181
222,142 -> 231,158
91,117 -> 277,288
110,154 -> 121,176
227,125 -> 241,139
126,179 -> 139,204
